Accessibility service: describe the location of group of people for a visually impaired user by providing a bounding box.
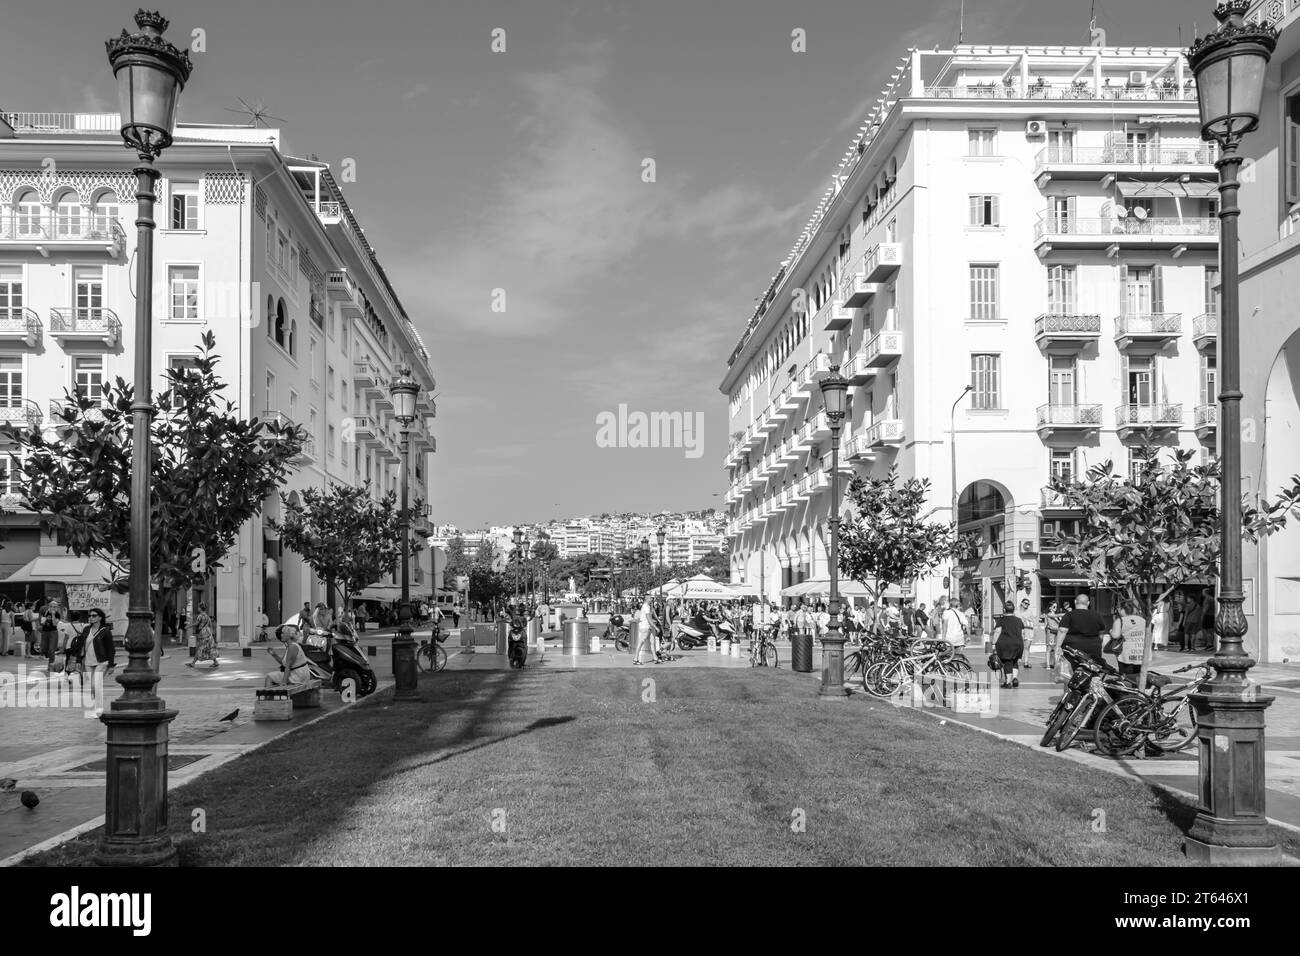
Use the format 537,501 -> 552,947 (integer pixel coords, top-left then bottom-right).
0,598 -> 117,691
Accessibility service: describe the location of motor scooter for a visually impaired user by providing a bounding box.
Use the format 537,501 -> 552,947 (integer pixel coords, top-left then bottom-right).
604,613 -> 631,652
276,614 -> 377,696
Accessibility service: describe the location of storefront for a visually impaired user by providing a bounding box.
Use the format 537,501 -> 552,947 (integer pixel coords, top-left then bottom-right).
4,555 -> 128,633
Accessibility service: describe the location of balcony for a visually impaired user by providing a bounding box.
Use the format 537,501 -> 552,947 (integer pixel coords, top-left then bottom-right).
1034,217 -> 1218,256
49,308 -> 120,347
1192,313 -> 1218,351
0,399 -> 44,435
819,299 -> 853,332
354,361 -> 389,397
794,353 -> 830,394
1036,403 -> 1103,439
293,438 -> 315,463
1033,313 -> 1101,352
845,434 -> 876,461
50,399 -> 106,425
1113,313 -> 1182,349
1040,487 -> 1075,510
839,253 -> 883,308
864,242 -> 903,282
1033,145 -> 1217,185
326,271 -> 363,318
0,213 -> 124,256
759,407 -> 782,434
921,81 -> 1197,102
0,308 -> 41,347
1115,403 -> 1183,439
772,387 -> 800,420
1194,403 -> 1217,442
778,436 -> 802,464
866,418 -> 904,447
860,329 -> 904,373
349,415 -> 377,441
779,486 -> 799,511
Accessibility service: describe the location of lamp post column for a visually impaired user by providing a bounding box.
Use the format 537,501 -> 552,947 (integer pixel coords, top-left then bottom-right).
819,417 -> 848,698
392,427 -> 418,699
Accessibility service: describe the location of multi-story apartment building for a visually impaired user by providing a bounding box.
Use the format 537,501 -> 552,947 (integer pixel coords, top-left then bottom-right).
1235,0 -> 1300,662
0,112 -> 436,637
720,44 -> 1219,629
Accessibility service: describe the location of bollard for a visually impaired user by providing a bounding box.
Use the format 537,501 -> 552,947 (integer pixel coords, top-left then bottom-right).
496,620 -> 509,655
562,619 -> 587,656
720,639 -> 731,656
731,640 -> 742,659
707,635 -> 717,652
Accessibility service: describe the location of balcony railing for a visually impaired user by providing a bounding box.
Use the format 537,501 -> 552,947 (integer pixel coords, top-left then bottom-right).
861,329 -> 904,368
0,307 -> 42,346
1034,312 -> 1102,339
49,308 -> 121,345
1115,403 -> 1183,429
1034,145 -> 1217,172
1035,217 -> 1219,241
1036,403 -> 1103,431
1192,313 -> 1218,349
1194,403 -> 1217,436
922,82 -> 1195,102
0,399 -> 44,432
864,242 -> 903,282
866,419 -> 904,447
1114,313 -> 1182,346
0,213 -> 124,246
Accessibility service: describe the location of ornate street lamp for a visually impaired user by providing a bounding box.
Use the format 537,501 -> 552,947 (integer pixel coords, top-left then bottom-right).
96,9 -> 193,868
389,365 -> 420,700
512,527 -> 523,601
1184,0 -> 1279,863
656,527 -> 666,586
640,536 -> 650,599
539,530 -> 551,601
818,366 -> 849,698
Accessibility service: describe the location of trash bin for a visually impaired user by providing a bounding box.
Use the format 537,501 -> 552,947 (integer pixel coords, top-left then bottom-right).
791,632 -> 813,672
563,619 -> 587,655
496,620 -> 509,655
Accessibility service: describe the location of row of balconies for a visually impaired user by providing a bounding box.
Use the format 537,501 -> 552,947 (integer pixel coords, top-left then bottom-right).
1033,216 -> 1219,256
0,214 -> 125,255
1034,311 -> 1217,352
1036,402 -> 1216,442
1033,145 -> 1218,184
0,306 -> 121,347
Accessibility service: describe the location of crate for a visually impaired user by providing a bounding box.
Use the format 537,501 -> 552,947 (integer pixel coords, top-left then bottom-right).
253,688 -> 294,721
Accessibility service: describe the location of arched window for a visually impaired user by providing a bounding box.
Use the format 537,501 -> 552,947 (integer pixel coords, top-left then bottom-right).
266,295 -> 275,338
54,190 -> 81,238
90,190 -> 118,238
14,189 -> 41,238
275,299 -> 286,348
289,318 -> 298,357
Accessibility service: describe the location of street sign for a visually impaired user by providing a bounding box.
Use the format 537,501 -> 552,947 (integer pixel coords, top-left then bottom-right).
66,584 -> 111,612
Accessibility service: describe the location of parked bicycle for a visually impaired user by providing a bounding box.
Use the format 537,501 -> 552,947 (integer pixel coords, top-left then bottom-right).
1093,661 -> 1212,757
862,636 -> 973,698
415,626 -> 448,673
750,624 -> 779,668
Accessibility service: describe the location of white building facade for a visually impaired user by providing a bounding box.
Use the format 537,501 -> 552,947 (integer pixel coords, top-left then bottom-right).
720,45 -> 1220,631
0,112 -> 436,636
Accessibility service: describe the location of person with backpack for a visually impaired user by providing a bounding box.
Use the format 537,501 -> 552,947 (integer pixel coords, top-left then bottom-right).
40,608 -> 58,667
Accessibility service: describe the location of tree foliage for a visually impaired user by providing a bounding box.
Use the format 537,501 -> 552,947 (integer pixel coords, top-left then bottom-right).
837,468 -> 972,597
443,535 -> 470,584
272,484 -> 402,607
11,331 -> 303,664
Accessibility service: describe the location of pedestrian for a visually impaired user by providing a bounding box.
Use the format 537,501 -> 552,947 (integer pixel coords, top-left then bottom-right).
257,606 -> 270,642
311,602 -> 331,632
79,608 -> 115,697
1054,592 -> 1107,668
901,598 -> 915,635
1179,592 -> 1202,653
815,602 -> 831,639
40,607 -> 57,667
938,597 -> 968,648
1016,597 -> 1035,669
300,601 -> 312,625
914,602 -> 930,638
1198,587 -> 1217,653
882,598 -> 902,635
0,599 -> 11,656
1108,600 -> 1148,680
16,602 -> 34,656
187,602 -> 219,669
991,600 -> 1025,688
632,595 -> 656,665
356,603 -> 368,632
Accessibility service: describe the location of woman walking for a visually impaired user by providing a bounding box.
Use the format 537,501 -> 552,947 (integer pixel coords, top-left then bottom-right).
991,600 -> 1024,688
187,602 -> 219,669
0,599 -> 11,656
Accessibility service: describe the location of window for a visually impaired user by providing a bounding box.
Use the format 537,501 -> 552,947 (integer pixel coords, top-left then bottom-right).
266,214 -> 276,265
0,265 -> 23,319
1048,356 -> 1076,405
274,300 -> 286,348
90,191 -> 118,237
0,452 -> 20,495
1204,265 -> 1220,317
1050,448 -> 1076,483
863,390 -> 874,426
968,194 -> 999,227
265,371 -> 275,413
341,381 -> 349,414
1201,353 -> 1218,407
327,424 -> 336,458
54,191 -> 81,238
1124,130 -> 1152,164
1286,92 -> 1300,206
14,190 -> 41,238
73,356 -> 104,403
885,217 -> 897,243
1128,450 -> 1147,483
1046,128 -> 1074,163
168,265 -> 200,320
167,354 -> 200,375
988,523 -> 1004,557
888,371 -> 900,419
1046,264 -> 1076,313
169,181 -> 199,230
969,264 -> 999,320
73,266 -> 104,319
309,408 -> 318,445
288,390 -> 298,423
277,231 -> 288,272
1127,355 -> 1154,406
0,356 -> 24,409
968,127 -> 998,157
1123,265 -> 1162,315
327,365 -> 335,398
341,320 -> 349,355
970,354 -> 1001,409
289,319 -> 298,358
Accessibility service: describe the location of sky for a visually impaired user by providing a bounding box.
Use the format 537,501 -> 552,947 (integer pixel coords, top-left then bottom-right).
0,0 -> 1213,528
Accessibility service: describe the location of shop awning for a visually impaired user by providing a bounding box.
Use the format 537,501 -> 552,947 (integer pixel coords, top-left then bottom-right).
353,585 -> 432,601
1115,180 -> 1217,199
3,555 -> 117,584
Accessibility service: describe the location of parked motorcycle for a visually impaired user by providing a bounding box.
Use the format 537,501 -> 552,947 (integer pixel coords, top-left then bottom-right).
277,614 -> 377,697
507,618 -> 528,669
605,613 -> 631,653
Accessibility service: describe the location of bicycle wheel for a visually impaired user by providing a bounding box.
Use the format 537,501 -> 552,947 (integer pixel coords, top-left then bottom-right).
1147,697 -> 1198,752
415,644 -> 431,673
843,650 -> 865,681
1055,697 -> 1096,752
765,641 -> 779,668
1040,690 -> 1078,748
863,660 -> 902,698
1093,696 -> 1147,758
433,644 -> 448,673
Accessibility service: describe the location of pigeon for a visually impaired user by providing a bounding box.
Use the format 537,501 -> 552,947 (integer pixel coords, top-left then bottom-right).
20,791 -> 39,809
0,778 -> 16,792
218,708 -> 239,723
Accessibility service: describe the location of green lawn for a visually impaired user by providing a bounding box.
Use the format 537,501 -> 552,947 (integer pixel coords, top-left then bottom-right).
24,666 -> 1295,866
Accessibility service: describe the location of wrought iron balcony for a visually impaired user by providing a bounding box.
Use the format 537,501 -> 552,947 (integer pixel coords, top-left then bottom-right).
1033,312 -> 1101,351
0,307 -> 42,347
0,399 -> 44,433
1115,403 -> 1183,438
1191,313 -> 1218,351
922,81 -> 1196,102
1113,313 -> 1182,349
1034,216 -> 1218,252
1033,144 -> 1217,180
1194,403 -> 1217,442
0,213 -> 124,254
49,308 -> 120,346
1036,403 -> 1103,438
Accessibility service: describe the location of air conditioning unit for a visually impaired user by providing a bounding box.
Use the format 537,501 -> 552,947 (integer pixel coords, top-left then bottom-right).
1026,120 -> 1047,137
1019,540 -> 1037,557
1128,71 -> 1148,86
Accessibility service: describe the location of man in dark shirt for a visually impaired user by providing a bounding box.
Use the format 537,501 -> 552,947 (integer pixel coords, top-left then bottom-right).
1054,593 -> 1107,665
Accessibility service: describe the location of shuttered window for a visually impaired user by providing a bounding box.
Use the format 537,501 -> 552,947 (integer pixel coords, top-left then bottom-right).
970,354 -> 1001,409
968,194 -> 999,226
969,264 -> 999,320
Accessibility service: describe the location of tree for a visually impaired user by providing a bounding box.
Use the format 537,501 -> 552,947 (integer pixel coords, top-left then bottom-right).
13,331 -> 304,670
473,538 -> 498,570
444,535 -> 470,584
273,484 -> 402,612
1049,447 -> 1297,687
693,548 -> 729,580
837,469 -> 973,615
468,565 -> 506,615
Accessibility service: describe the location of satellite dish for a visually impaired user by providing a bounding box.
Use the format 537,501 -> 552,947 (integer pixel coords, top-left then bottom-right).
1133,206 -> 1149,220
1114,206 -> 1128,219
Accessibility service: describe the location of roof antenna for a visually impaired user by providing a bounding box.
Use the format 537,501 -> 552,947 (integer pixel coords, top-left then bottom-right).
223,96 -> 286,128
959,0 -> 965,44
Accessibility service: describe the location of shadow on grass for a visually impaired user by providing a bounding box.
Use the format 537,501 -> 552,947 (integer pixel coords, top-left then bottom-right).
394,714 -> 578,771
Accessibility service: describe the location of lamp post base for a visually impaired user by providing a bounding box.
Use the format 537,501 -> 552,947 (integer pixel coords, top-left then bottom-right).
818,632 -> 849,699
391,631 -> 420,701
93,701 -> 179,867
